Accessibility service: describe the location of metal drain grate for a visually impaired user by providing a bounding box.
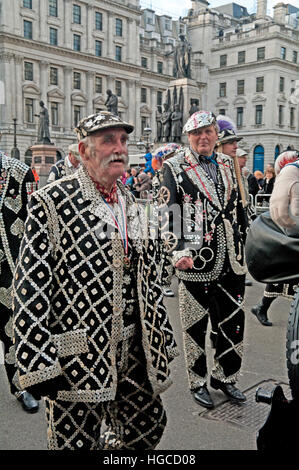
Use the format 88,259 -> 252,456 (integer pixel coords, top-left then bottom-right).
201,379 -> 292,429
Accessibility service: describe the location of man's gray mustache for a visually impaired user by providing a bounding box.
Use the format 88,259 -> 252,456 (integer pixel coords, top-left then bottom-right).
103,153 -> 129,168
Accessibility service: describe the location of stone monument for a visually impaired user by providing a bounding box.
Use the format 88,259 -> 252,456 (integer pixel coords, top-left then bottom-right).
31,100 -> 57,187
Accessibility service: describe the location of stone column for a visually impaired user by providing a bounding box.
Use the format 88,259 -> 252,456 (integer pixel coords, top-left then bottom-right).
14,55 -> 23,126
127,79 -> 136,130
86,71 -> 94,115
86,4 -> 93,53
134,80 -> 141,139
39,0 -> 48,42
63,65 -> 72,132
39,60 -> 49,105
0,53 -> 14,125
150,88 -> 157,142
64,0 -> 72,49
107,12 -> 114,59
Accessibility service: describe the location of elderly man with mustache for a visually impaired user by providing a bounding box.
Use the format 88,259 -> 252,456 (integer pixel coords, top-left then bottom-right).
13,111 -> 178,450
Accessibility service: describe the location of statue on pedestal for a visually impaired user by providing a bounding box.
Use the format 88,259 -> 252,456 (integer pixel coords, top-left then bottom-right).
189,99 -> 199,116
168,34 -> 192,79
35,101 -> 51,144
156,107 -> 163,142
171,104 -> 183,142
105,90 -> 118,116
161,103 -> 172,143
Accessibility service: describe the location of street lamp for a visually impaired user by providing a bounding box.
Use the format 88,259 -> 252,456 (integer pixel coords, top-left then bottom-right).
11,118 -> 20,160
137,126 -> 152,153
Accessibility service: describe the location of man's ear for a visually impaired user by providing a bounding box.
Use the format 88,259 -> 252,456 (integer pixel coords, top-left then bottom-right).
78,141 -> 88,161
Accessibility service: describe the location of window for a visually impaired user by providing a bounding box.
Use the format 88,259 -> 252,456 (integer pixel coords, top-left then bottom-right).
73,34 -> 81,52
51,102 -> 59,126
23,0 -> 32,8
115,46 -> 122,62
219,109 -> 226,115
237,107 -> 243,127
220,55 -> 227,67
256,76 -> 264,92
25,98 -> 34,122
237,80 -> 244,95
293,51 -> 298,64
141,87 -> 147,103
157,61 -> 163,74
95,12 -> 103,30
219,82 -> 226,97
141,117 -> 147,134
238,51 -> 245,64
279,76 -> 285,92
255,105 -> 263,125
74,105 -> 82,126
73,72 -> 81,89
290,107 -> 295,127
49,27 -> 58,46
116,18 -> 122,36
95,76 -> 102,93
24,20 -> 33,39
141,57 -> 148,68
165,19 -> 171,31
257,47 -> 265,60
73,5 -> 81,24
115,80 -> 122,97
49,0 -> 58,17
50,67 -> 58,85
281,47 -> 286,60
278,105 -> 284,125
95,40 -> 102,57
24,61 -> 33,81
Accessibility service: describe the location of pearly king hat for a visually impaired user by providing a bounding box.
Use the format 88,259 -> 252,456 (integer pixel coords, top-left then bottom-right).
183,110 -> 217,134
215,115 -> 243,146
74,111 -> 134,141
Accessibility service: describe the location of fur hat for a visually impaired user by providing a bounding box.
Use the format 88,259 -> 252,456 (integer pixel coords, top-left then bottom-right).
75,111 -> 134,141
215,115 -> 243,146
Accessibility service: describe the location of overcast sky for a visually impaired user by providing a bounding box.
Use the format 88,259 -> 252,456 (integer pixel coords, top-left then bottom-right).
140,0 -> 279,18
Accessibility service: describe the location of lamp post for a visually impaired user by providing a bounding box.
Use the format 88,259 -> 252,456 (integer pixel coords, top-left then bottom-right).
11,118 -> 20,160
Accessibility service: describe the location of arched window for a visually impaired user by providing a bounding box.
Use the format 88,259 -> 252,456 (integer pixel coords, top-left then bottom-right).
274,145 -> 280,161
253,145 -> 264,172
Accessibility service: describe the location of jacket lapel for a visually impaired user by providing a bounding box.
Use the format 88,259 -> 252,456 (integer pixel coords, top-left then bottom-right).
182,148 -> 222,210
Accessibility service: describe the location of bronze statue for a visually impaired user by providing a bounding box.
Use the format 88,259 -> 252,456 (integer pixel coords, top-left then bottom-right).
171,104 -> 183,142
105,89 -> 118,115
167,35 -> 191,79
35,101 -> 51,144
161,103 -> 172,143
156,107 -> 163,142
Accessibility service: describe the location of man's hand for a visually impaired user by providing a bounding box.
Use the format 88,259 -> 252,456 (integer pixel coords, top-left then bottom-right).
270,165 -> 299,228
175,256 -> 194,270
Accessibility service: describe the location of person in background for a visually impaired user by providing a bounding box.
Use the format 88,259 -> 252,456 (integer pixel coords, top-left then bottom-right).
47,143 -> 81,183
0,151 -> 39,413
31,166 -> 40,184
254,170 -> 264,190
152,143 -> 182,298
251,150 -> 299,326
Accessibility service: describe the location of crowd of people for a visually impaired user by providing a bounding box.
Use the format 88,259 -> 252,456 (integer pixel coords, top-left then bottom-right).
0,107 -> 298,451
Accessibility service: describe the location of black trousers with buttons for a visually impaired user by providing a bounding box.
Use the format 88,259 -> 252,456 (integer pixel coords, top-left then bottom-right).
178,268 -> 246,390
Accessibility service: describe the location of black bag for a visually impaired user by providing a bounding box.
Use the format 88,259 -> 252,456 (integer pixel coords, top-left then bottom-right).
245,211 -> 299,283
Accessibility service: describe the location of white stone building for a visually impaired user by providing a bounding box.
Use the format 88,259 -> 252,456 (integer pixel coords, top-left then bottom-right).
0,0 -> 183,164
185,0 -> 299,170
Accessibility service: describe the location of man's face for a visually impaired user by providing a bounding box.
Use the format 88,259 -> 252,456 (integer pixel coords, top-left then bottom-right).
222,141 -> 238,158
188,125 -> 218,156
238,156 -> 247,169
79,127 -> 129,185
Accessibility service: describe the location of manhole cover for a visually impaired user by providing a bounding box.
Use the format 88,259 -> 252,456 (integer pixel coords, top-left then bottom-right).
201,379 -> 291,429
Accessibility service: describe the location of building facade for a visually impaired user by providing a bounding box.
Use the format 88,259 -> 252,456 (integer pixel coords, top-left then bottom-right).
0,0 -> 298,171
0,0 -> 182,164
